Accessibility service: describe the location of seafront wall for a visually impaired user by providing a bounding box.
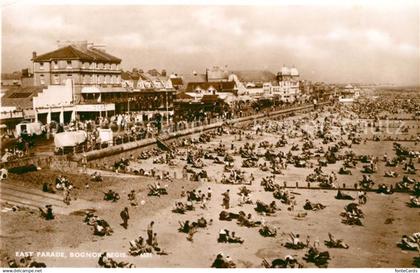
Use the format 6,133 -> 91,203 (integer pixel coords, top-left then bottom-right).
80,103 -> 319,164
0,103 -> 323,171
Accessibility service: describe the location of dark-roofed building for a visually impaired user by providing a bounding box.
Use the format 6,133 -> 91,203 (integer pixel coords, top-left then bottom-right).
32,41 -> 122,93
147,69 -> 161,77
1,86 -> 44,127
175,91 -> 193,101
185,81 -> 236,93
169,77 -> 183,90
1,86 -> 43,111
184,81 -> 237,104
121,70 -> 174,91
179,73 -> 207,91
121,70 -> 141,89
201,94 -> 219,103
231,70 -> 277,83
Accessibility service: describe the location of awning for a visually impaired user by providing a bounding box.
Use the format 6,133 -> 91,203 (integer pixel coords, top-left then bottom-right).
81,86 -> 101,93
75,104 -> 115,112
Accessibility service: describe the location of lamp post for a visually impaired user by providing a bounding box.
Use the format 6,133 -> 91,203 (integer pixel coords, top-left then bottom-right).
166,90 -> 169,126
127,89 -> 134,115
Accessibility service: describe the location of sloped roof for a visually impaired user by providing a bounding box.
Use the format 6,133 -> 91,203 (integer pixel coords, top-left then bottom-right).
88,47 -> 121,63
185,81 -> 236,93
33,45 -> 121,63
232,70 -> 277,82
175,92 -> 193,100
180,73 -> 207,90
121,71 -> 131,80
201,94 -> 219,103
1,72 -> 22,80
170,77 -> 183,86
121,71 -> 141,81
147,69 -> 161,77
1,86 -> 44,109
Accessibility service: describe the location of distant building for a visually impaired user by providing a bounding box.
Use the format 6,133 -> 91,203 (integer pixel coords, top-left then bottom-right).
275,66 -> 300,102
21,69 -> 34,87
230,70 -> 277,98
339,84 -> 360,103
206,66 -> 230,82
121,70 -> 174,91
228,68 -> 301,102
1,72 -> 22,86
184,81 -> 237,103
169,74 -> 183,91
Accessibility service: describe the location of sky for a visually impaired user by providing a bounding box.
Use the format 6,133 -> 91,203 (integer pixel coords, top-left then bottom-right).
1,2 -> 419,85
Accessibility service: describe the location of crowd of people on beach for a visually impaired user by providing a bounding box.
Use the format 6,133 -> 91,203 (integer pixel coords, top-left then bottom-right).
2,92 -> 419,268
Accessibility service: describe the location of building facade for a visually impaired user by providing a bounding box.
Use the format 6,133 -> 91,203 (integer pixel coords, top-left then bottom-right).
27,41 -> 176,124
32,41 -> 122,102
275,66 -> 300,102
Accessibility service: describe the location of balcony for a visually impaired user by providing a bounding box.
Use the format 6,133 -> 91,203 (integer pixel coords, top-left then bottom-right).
49,67 -> 121,74
0,111 -> 24,120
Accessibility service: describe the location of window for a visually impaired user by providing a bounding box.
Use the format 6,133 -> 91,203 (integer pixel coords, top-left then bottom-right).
39,62 -> 44,70
53,61 -> 58,69
54,74 -> 59,84
91,75 -> 95,84
66,61 -> 72,69
40,74 -> 45,85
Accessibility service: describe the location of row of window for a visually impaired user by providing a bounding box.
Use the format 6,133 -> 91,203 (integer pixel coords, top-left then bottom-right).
39,61 -> 119,71
39,74 -> 121,85
279,81 -> 299,87
271,87 -> 299,94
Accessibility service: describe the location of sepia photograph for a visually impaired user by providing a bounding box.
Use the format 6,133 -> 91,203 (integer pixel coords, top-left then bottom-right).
0,0 -> 419,270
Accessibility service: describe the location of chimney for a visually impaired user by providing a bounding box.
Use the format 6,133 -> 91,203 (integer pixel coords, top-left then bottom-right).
32,51 -> 37,59
22,68 -> 29,78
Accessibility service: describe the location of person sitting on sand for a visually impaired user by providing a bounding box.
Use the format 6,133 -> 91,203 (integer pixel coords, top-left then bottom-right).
151,233 -> 160,251
187,224 -> 198,242
128,190 -> 138,206
228,232 -> 244,244
218,229 -> 228,243
211,253 -> 227,268
44,205 -> 54,220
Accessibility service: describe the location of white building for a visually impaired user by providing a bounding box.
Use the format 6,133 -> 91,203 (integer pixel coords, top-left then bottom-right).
32,79 -> 114,124
339,84 -> 360,103
274,66 -> 300,102
229,67 -> 301,102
